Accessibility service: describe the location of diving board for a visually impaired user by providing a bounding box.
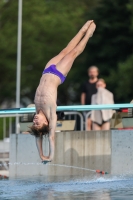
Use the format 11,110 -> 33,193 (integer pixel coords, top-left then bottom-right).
0,104 -> 133,115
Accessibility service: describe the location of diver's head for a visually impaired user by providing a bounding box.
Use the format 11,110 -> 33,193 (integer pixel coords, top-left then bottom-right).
30,112 -> 49,137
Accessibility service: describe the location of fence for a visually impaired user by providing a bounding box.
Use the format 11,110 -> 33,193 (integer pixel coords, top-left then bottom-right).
0,103 -> 133,138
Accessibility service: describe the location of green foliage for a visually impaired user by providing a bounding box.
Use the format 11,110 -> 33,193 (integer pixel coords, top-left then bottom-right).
0,0 -> 95,105
21,0 -> 86,103
111,55 -> 133,102
0,118 -> 3,140
0,1 -> 18,102
83,0 -> 133,103
0,117 -> 13,139
1,0 -> 133,105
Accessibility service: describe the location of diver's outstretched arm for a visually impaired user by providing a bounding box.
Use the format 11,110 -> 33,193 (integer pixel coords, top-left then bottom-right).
35,136 -> 44,159
36,136 -> 53,165
36,136 -> 51,161
47,113 -> 57,161
36,113 -> 57,162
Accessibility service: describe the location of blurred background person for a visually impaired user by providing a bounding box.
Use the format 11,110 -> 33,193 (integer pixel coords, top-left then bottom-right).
81,66 -> 99,130
91,79 -> 114,130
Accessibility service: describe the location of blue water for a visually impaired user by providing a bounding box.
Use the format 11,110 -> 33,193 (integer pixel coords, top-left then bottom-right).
1,174 -> 133,200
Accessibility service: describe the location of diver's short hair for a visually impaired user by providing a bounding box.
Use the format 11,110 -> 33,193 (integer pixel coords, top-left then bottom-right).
30,124 -> 49,137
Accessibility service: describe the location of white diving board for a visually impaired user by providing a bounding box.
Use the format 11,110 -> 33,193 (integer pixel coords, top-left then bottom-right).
0,104 -> 133,115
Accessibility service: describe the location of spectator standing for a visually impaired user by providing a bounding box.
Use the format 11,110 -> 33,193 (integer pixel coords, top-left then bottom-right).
81,66 -> 99,130
91,79 -> 114,130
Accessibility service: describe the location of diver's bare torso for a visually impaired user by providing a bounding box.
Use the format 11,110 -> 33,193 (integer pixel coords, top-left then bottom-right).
34,73 -> 61,119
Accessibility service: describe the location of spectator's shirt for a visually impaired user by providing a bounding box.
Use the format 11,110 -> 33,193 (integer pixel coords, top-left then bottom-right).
81,81 -> 97,105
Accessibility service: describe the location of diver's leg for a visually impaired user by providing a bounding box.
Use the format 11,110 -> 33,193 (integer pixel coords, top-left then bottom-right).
45,21 -> 94,68
56,22 -> 96,76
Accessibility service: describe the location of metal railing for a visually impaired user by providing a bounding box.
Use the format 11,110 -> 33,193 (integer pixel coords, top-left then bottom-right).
1,103 -> 133,114
64,112 -> 84,131
0,103 -> 133,135
0,111 -> 84,138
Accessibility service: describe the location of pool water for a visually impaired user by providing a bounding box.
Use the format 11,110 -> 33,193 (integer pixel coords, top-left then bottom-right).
1,174 -> 133,200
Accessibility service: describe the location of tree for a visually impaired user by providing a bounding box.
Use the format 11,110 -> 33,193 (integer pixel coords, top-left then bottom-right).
0,0 -> 18,105
83,0 -> 133,103
109,0 -> 133,102
0,0 -> 99,106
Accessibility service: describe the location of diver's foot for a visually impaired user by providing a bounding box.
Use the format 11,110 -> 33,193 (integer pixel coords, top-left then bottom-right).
81,20 -> 94,35
86,21 -> 96,38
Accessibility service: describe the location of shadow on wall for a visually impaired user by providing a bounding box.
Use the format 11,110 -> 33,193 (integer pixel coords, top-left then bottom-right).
48,131 -> 111,176
65,148 -> 111,175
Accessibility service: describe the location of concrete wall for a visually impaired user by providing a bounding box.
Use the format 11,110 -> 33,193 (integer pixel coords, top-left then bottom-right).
111,130 -> 133,175
9,131 -> 111,177
9,130 -> 133,177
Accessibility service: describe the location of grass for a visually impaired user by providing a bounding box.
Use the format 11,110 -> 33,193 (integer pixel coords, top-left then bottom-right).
0,117 -> 15,140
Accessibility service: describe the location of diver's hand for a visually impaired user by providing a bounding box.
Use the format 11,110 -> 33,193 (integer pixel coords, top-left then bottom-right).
42,160 -> 51,164
41,155 -> 51,164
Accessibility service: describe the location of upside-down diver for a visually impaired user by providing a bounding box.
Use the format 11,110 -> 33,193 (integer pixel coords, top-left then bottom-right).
31,20 -> 96,164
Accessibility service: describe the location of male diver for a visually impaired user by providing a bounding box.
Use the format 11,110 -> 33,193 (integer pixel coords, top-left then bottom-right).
31,20 -> 96,163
